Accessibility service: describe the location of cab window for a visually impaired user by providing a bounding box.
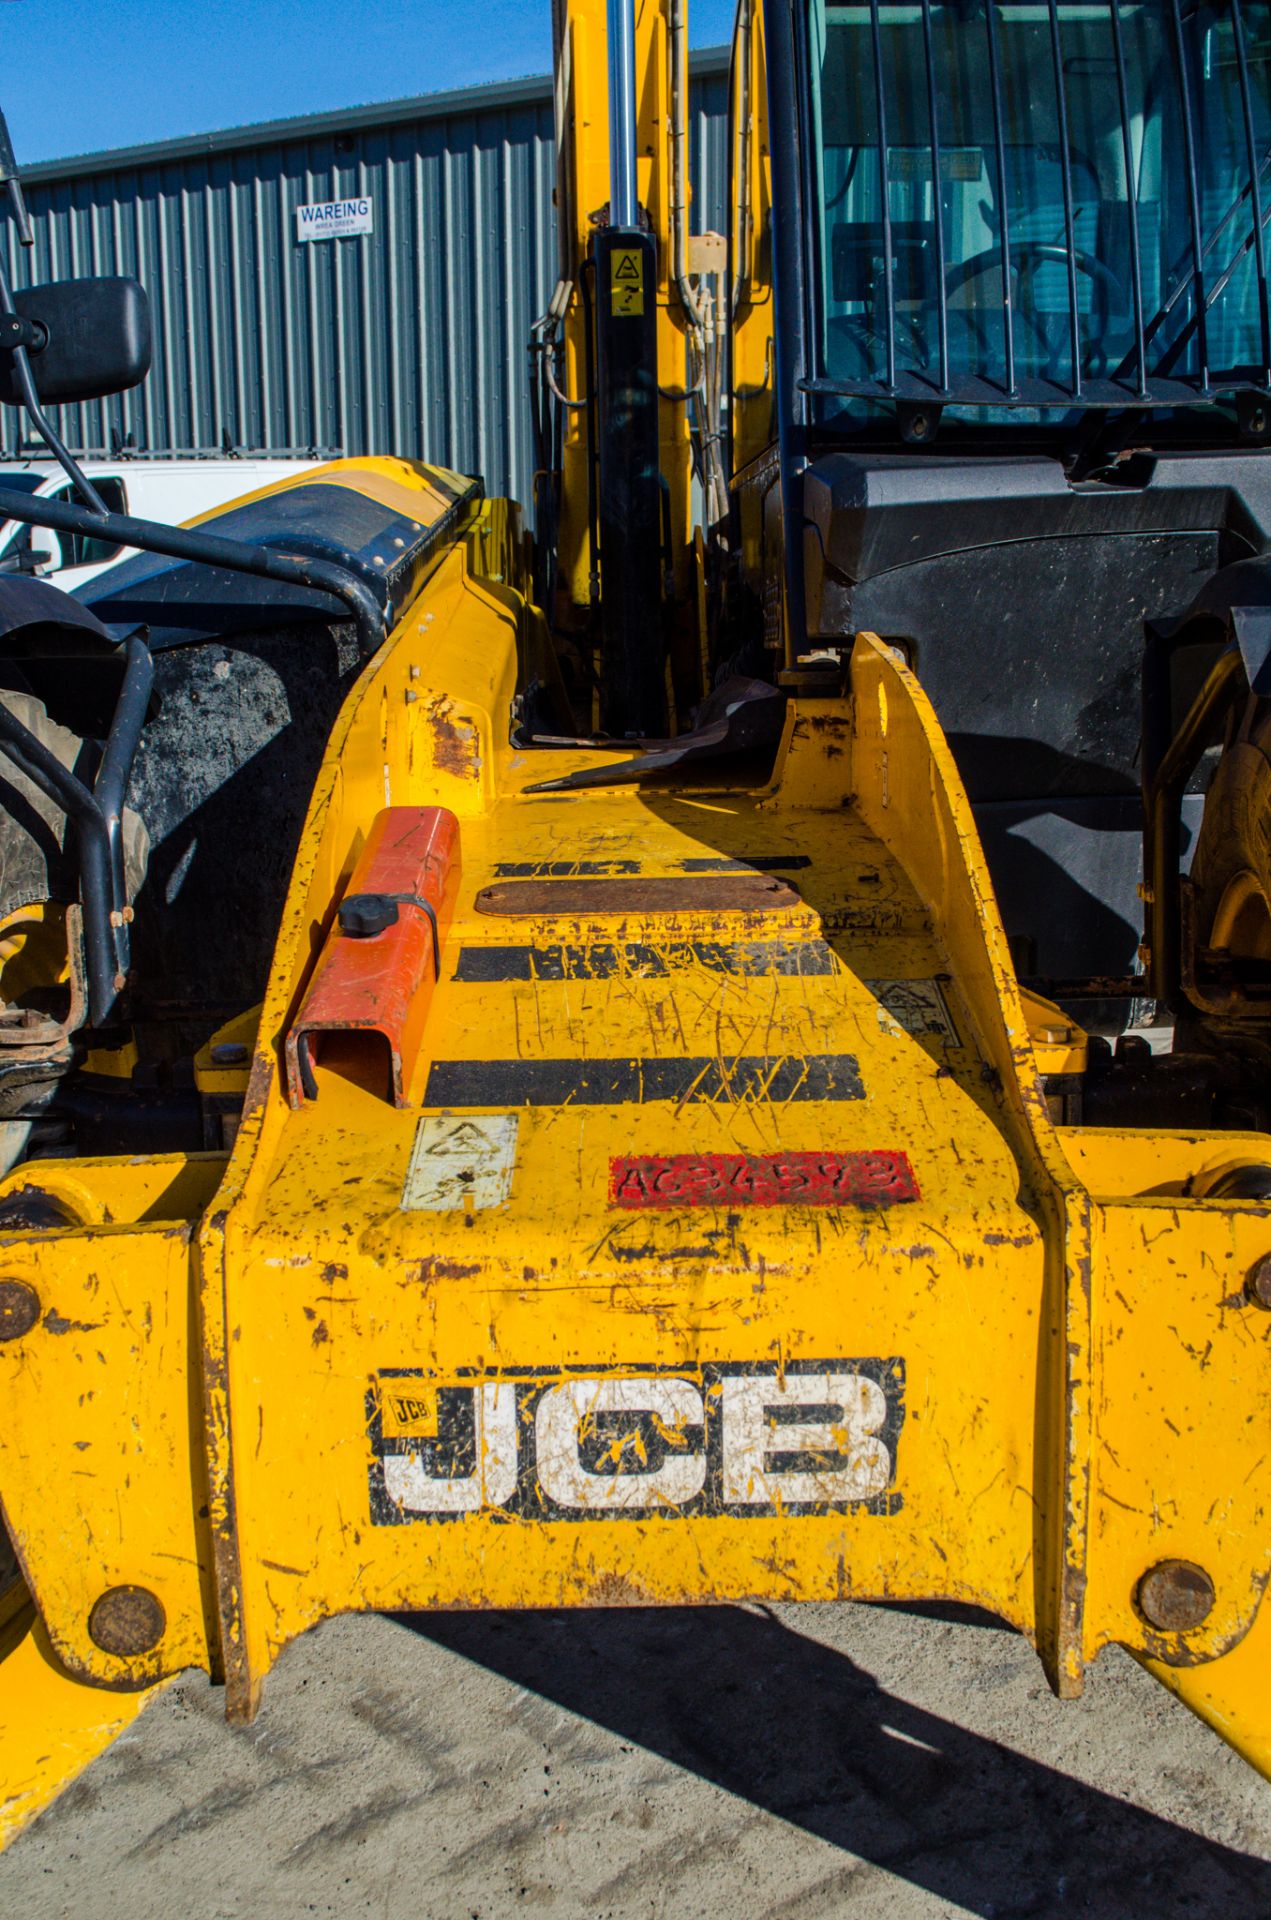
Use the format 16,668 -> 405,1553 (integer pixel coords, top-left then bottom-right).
807,0 -> 1271,405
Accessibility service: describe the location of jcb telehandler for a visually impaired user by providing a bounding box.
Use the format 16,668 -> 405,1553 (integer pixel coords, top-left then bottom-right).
3,0 -> 1271,1842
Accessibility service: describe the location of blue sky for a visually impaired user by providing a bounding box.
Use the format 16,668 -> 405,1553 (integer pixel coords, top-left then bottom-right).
3,1 -> 737,164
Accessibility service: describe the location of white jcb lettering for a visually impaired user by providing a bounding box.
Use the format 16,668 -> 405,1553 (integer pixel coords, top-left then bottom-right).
536,1377 -> 706,1511
371,1363 -> 900,1522
720,1372 -> 890,1506
382,1381 -> 516,1514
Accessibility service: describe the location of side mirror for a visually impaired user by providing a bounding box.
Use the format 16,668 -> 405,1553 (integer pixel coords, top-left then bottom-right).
0,534 -> 56,576
0,276 -> 151,407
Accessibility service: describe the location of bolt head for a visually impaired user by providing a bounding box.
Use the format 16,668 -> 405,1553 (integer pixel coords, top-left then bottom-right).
88,1585 -> 166,1657
210,1041 -> 249,1067
1247,1255 -> 1271,1308
0,1278 -> 39,1340
1136,1559 -> 1216,1634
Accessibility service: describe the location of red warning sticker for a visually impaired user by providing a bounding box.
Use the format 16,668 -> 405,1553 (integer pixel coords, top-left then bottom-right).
610,1150 -> 920,1209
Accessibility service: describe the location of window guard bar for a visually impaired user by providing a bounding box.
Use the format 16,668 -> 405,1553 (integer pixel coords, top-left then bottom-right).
868,0 -> 897,392
1046,0 -> 1084,400
1229,0 -> 1271,385
983,0 -> 1017,395
1107,0 -> 1151,399
1167,0 -> 1212,390
919,0 -> 950,393
1113,145 -> 1271,384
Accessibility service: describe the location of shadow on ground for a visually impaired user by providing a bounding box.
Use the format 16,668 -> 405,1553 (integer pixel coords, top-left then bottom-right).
399,1601 -> 1270,1919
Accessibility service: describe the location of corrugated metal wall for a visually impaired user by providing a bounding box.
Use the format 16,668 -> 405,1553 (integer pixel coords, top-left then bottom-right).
3,56 -> 729,506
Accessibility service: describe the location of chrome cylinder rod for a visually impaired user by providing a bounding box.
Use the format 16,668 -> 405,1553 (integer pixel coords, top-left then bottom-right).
607,0 -> 638,227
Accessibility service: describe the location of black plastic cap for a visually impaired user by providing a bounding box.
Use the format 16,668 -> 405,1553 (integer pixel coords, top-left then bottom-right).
338,893 -> 399,938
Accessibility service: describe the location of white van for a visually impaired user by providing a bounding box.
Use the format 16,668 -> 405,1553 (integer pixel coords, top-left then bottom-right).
0,457 -> 326,593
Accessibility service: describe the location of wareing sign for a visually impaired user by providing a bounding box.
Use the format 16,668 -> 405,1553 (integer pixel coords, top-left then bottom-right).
369,1359 -> 905,1523
295,197 -> 374,242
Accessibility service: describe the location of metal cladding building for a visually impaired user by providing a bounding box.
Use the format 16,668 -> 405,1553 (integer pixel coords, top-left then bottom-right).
2,52 -> 729,508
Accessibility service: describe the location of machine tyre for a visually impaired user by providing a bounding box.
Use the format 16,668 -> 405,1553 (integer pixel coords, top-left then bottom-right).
1188,694 -> 1271,971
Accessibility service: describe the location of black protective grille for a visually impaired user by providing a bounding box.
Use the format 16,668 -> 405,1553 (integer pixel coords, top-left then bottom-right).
804,0 -> 1271,410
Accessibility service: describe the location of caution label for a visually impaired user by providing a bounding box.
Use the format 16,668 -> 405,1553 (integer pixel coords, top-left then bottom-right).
610,247 -> 645,316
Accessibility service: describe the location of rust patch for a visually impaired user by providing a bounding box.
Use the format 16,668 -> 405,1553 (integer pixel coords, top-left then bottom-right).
321,1261 -> 349,1286
473,874 -> 801,917
411,1256 -> 482,1282
821,904 -> 904,934
583,1568 -> 656,1607
428,698 -> 481,780
754,1551 -> 801,1584
42,1306 -> 102,1335
605,1239 -> 718,1263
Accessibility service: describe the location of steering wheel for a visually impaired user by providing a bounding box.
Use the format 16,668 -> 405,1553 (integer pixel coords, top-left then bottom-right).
938,242 -> 1127,379
944,241 -> 1126,309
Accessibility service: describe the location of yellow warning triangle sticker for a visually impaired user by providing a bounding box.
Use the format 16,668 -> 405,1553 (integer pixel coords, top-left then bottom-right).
614,253 -> 641,281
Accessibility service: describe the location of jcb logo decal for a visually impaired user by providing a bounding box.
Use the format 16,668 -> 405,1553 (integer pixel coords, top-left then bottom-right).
368,1360 -> 904,1524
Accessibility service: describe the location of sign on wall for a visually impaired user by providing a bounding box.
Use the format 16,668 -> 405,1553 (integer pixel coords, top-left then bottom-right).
295,197 -> 374,243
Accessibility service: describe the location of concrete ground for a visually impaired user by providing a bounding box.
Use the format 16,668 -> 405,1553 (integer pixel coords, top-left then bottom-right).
3,1598 -> 1270,1919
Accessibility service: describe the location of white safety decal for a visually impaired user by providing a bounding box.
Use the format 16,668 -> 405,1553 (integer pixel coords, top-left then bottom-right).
866,978 -> 959,1044
401,1112 -> 519,1213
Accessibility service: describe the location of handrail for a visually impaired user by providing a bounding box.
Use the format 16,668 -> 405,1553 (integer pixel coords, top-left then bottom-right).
0,487 -> 389,657
0,631 -> 153,1023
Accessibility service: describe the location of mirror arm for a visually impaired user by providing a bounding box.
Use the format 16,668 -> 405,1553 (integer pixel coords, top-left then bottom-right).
0,253 -> 109,516
0,106 -> 32,247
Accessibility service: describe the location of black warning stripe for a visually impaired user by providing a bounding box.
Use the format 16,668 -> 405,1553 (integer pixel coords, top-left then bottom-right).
453,939 -> 840,982
490,856 -> 811,878
677,855 -> 812,872
422,1053 -> 864,1107
492,859 -> 640,877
